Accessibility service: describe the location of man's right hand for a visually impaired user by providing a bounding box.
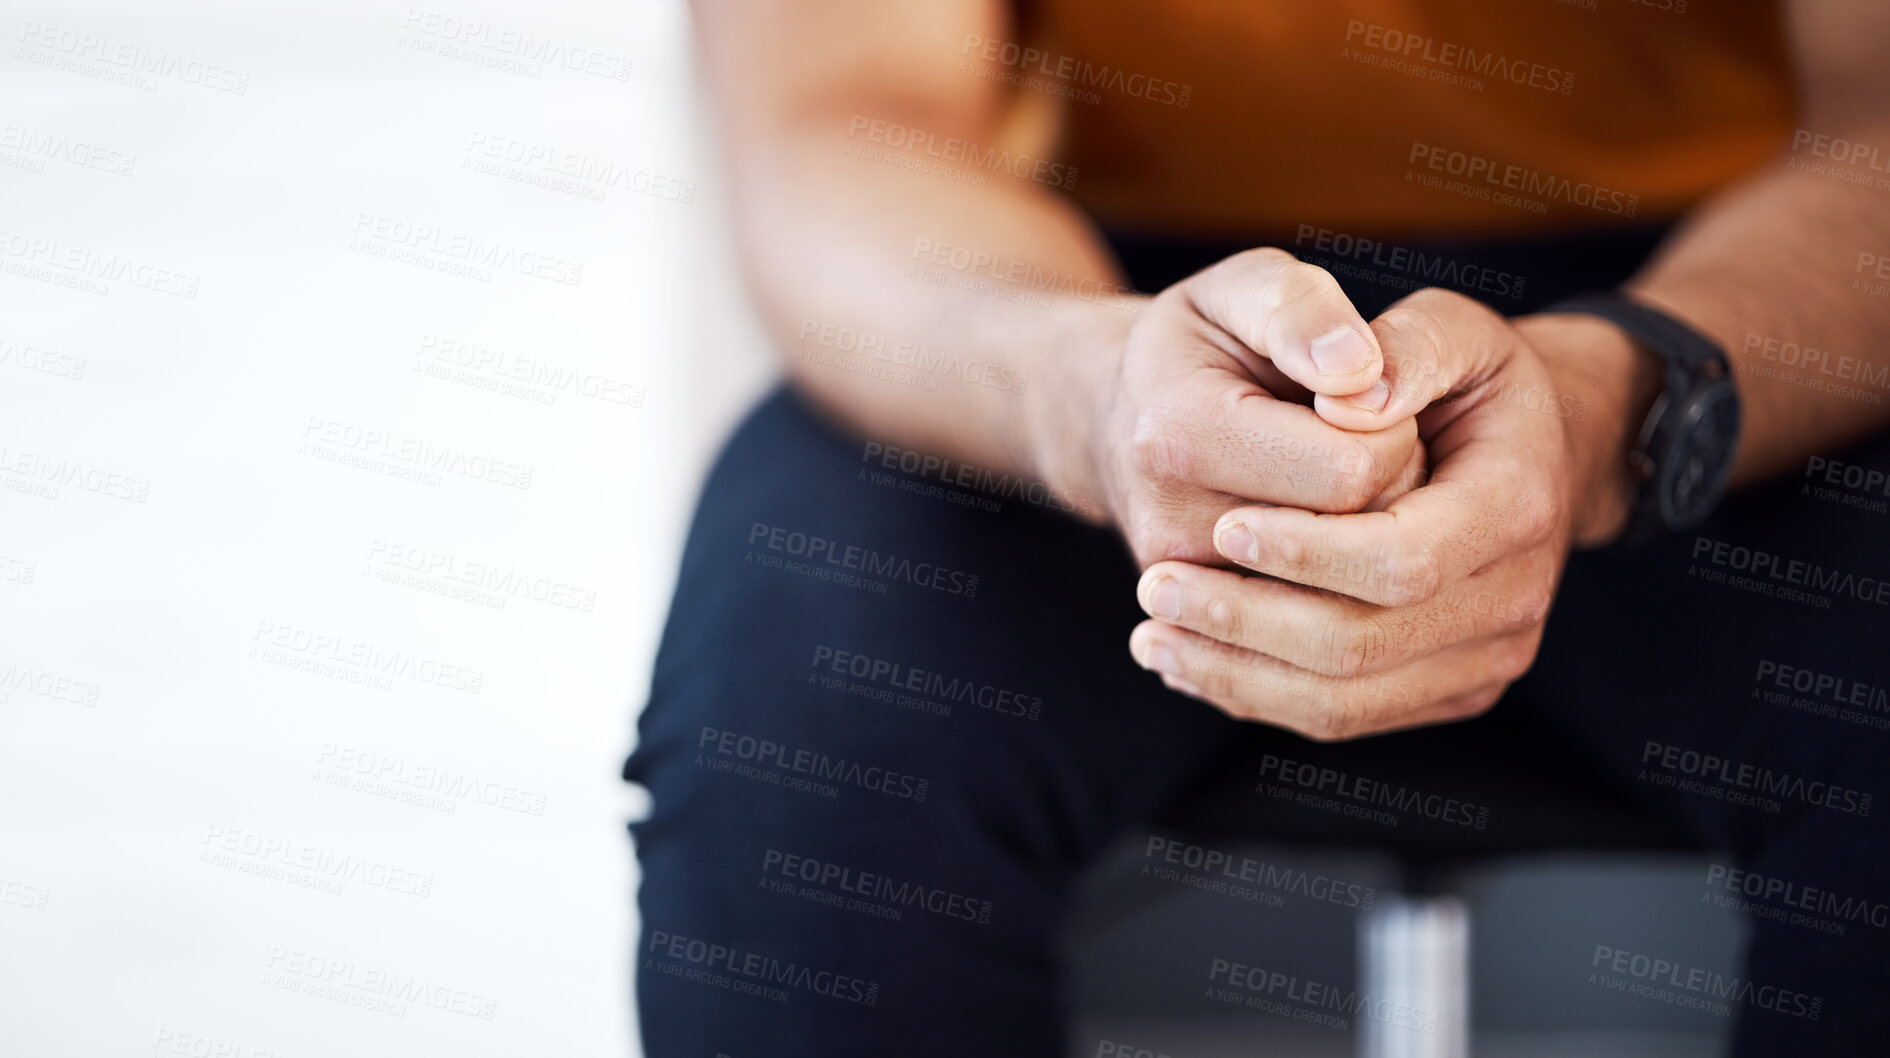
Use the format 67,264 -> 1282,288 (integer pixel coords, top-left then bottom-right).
1036,248 -> 1430,569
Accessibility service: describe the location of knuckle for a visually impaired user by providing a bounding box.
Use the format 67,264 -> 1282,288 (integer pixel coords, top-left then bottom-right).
1231,246 -> 1298,276
1302,694 -> 1367,742
1204,593 -> 1248,644
1122,508 -> 1188,569
1271,529 -> 1307,571
1129,526 -> 1192,569
1440,599 -> 1484,644
1336,470 -> 1379,514
1249,256 -> 1344,318
1204,248 -> 1291,297
1377,302 -> 1456,389
1453,686 -> 1505,722
1148,281 -> 1194,311
1399,285 -> 1488,327
1381,298 -> 1452,347
1280,260 -> 1343,302
1129,411 -> 1190,481
1495,636 -> 1541,683
1324,443 -> 1379,511
1514,584 -> 1554,627
1315,616 -> 1390,678
1193,662 -> 1250,719
1511,482 -> 1561,544
1382,540 -> 1444,604
1352,621 -> 1395,675
1392,346 -> 1447,394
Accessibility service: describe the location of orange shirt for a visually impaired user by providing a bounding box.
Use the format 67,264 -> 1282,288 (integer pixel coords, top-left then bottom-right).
1008,0 -> 1796,238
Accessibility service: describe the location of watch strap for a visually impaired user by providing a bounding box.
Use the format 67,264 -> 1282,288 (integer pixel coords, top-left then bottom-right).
1542,291 -> 1737,549
1546,293 -> 1727,375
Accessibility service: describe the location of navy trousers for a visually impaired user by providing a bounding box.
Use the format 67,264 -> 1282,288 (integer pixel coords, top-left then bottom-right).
625,228 -> 1890,1057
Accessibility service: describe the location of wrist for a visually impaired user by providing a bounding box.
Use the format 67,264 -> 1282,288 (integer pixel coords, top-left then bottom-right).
1024,300 -> 1143,525
1516,312 -> 1664,549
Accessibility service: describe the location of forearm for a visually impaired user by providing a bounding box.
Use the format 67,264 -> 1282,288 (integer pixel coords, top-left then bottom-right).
724,113 -> 1138,515
1627,134 -> 1890,488
1519,127 -> 1890,548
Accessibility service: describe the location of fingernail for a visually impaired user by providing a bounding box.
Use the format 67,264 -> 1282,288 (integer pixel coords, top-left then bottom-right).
1310,327 -> 1374,376
1152,578 -> 1182,620
1217,521 -> 1258,564
1340,379 -> 1391,412
1143,643 -> 1181,677
1162,673 -> 1204,698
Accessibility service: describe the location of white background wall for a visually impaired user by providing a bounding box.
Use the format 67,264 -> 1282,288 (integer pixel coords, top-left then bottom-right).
0,2 -> 773,1054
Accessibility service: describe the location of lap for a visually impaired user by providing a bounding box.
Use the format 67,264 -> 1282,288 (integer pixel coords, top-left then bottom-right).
625,386 -> 1890,1054
630,385 -> 1890,861
626,387 -> 1247,868
622,387 -> 1250,1055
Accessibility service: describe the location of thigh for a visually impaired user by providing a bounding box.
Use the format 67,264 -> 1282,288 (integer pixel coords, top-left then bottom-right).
1521,428 -> 1890,852
1517,428 -> 1890,1051
623,388 -> 1251,1057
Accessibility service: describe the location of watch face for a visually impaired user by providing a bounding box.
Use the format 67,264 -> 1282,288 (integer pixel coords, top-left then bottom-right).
1660,382 -> 1741,530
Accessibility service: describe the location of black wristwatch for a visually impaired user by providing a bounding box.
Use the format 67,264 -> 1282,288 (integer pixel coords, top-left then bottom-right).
1544,292 -> 1742,549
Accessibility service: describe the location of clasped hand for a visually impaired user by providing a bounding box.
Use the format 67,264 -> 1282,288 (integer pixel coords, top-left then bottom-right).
1079,249 -> 1583,740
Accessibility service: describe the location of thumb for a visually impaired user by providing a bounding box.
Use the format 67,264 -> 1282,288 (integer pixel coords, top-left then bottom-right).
1188,248 -> 1386,398
1311,288 -> 1501,433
